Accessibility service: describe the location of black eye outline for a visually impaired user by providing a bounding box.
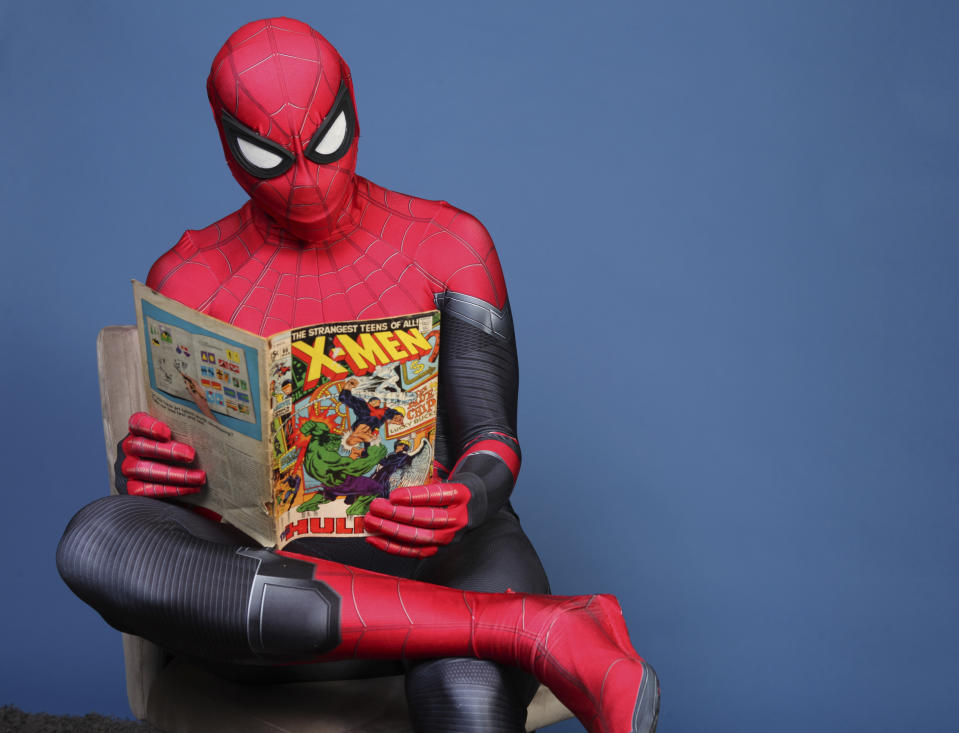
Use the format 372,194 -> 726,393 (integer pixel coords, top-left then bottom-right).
304,82 -> 356,165
221,112 -> 295,179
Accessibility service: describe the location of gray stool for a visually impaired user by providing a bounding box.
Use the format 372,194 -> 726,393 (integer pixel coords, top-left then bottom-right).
97,326 -> 573,731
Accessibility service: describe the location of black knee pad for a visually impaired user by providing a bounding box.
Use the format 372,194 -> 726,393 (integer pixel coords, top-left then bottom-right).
238,548 -> 340,659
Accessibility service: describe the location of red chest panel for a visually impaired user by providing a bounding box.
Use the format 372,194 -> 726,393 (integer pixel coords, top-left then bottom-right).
200,210 -> 439,334
147,179 -> 506,336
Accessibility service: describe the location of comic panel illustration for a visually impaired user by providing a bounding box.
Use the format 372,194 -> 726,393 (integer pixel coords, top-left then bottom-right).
141,301 -> 262,437
271,311 -> 440,545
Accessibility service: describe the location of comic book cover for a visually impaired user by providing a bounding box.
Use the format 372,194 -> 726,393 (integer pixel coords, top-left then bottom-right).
133,281 -> 440,548
267,311 -> 440,548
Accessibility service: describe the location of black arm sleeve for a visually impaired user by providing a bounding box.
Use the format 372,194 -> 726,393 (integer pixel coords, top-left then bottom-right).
434,291 -> 521,528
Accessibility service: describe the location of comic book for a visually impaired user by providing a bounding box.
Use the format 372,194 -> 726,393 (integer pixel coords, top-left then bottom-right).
133,281 -> 440,548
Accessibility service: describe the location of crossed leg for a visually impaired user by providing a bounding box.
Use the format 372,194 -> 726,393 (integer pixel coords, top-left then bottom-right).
58,496 -> 658,733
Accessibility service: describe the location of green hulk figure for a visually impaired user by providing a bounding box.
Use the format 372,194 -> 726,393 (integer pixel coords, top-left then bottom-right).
296,420 -> 387,513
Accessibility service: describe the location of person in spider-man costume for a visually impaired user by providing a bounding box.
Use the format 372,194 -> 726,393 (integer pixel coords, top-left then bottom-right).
57,18 -> 659,733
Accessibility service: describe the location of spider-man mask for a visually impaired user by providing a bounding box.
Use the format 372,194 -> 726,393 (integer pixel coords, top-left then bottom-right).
207,18 -> 360,242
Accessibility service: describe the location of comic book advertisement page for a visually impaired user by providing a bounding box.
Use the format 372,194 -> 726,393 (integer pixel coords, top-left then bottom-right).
133,281 -> 275,546
269,310 -> 441,549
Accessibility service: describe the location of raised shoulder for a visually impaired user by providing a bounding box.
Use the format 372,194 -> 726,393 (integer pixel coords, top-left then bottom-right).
145,231 -> 215,309
417,201 -> 508,308
145,205 -> 260,310
354,179 -> 509,308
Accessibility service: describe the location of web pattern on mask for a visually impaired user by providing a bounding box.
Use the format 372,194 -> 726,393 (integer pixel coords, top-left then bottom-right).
209,18 -> 361,242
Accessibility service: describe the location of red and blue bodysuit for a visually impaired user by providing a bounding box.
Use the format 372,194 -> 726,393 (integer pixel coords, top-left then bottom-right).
57,18 -> 659,733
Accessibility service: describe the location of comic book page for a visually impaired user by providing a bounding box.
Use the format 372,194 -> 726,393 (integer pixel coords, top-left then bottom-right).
267,311 -> 441,549
133,281 -> 274,546
143,320 -> 257,425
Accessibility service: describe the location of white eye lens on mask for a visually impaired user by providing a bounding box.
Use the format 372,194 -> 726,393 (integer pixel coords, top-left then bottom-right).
236,137 -> 285,171
313,111 -> 347,157
304,83 -> 355,165
221,113 -> 295,179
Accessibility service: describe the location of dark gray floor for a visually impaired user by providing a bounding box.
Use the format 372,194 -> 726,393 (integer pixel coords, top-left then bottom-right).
0,706 -> 160,733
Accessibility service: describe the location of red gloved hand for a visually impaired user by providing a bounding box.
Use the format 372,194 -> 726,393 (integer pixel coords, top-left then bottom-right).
364,483 -> 472,558
120,412 -> 205,498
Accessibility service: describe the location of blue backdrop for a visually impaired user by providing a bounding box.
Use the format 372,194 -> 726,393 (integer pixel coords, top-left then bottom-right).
2,2 -> 957,731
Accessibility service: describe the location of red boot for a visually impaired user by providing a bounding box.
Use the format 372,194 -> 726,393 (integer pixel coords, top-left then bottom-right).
277,549 -> 660,733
